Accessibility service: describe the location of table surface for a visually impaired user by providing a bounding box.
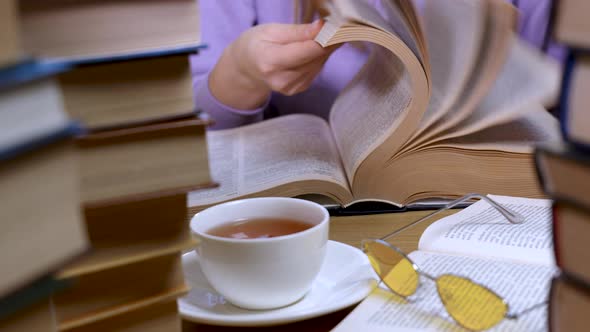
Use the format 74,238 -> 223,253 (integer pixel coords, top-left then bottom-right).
182,209 -> 458,332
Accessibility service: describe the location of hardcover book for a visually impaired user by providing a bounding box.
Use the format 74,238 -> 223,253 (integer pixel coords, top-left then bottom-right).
552,0 -> 590,48
535,141 -> 590,208
552,201 -> 590,285
19,0 -> 202,60
0,0 -> 22,67
78,117 -> 215,207
558,53 -> 590,149
53,253 -> 188,331
58,47 -> 204,131
549,275 -> 590,332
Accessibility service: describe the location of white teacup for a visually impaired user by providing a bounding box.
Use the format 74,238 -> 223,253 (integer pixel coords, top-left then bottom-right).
190,197 -> 330,310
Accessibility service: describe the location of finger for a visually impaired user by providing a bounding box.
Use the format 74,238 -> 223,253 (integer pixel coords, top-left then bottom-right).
261,20 -> 324,44
270,39 -> 331,68
272,60 -> 326,95
283,70 -> 321,96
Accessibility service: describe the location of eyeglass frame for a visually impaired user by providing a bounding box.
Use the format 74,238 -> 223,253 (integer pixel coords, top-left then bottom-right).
361,193 -> 548,330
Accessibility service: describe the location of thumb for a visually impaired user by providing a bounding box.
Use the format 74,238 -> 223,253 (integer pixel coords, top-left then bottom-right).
263,20 -> 324,44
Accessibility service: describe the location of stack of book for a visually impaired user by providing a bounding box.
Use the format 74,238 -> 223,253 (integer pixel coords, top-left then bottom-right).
0,2 -> 89,331
2,0 -> 214,331
536,1 -> 590,331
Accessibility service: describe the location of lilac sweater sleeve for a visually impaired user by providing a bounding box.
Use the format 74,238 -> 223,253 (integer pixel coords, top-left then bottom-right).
190,0 -> 269,130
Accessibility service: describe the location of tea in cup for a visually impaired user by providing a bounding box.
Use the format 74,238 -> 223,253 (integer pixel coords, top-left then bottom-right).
190,197 -> 329,310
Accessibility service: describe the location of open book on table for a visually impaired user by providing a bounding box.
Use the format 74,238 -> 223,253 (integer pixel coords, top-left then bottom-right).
333,195 -> 556,331
189,0 -> 561,211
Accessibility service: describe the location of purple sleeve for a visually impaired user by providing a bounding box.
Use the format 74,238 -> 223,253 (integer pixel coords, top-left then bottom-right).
190,0 -> 269,130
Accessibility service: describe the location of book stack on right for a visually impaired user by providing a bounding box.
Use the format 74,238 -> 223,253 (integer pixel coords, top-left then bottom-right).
10,0 -> 214,331
535,1 -> 590,331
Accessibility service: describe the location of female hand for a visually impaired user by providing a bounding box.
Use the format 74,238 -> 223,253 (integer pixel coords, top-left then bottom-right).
209,20 -> 337,110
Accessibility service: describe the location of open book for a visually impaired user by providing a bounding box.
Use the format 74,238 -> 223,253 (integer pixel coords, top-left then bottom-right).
189,0 -> 561,210
334,195 -> 556,331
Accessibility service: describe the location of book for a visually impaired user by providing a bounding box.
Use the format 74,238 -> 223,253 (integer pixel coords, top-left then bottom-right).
77,116 -> 216,207
53,253 -> 188,331
59,192 -> 198,278
0,61 -> 74,157
0,275 -> 69,321
0,59 -> 71,90
549,275 -> 590,332
535,141 -> 590,208
552,0 -> 590,48
0,68 -> 89,296
65,299 -> 181,332
552,201 -> 590,284
332,195 -> 556,331
0,299 -> 56,332
58,47 -> 202,131
0,0 -> 22,67
0,139 -> 89,297
558,53 -> 590,149
19,0 -> 202,60
188,0 -> 560,211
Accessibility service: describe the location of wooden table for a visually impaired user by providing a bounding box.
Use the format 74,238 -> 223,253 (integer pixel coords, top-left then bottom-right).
182,209 -> 457,332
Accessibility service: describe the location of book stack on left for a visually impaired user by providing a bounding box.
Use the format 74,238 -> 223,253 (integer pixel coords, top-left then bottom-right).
1,0 -> 215,331
535,1 -> 590,331
0,1 -> 89,331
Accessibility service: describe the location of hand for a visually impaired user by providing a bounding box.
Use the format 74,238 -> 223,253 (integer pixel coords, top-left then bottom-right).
209,20 -> 338,110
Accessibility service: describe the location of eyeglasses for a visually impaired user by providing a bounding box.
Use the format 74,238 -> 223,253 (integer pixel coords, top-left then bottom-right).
362,193 -> 546,331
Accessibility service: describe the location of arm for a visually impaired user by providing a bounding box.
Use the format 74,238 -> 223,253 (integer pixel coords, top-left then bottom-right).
209,20 -> 329,111
192,1 -> 337,130
191,0 -> 268,129
191,0 -> 265,130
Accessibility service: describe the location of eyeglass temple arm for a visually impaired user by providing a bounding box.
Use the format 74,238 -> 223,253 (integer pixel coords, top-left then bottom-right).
380,193 -> 525,241
505,301 -> 548,320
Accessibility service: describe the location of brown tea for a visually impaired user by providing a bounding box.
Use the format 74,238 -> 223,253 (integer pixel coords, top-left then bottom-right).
206,217 -> 314,239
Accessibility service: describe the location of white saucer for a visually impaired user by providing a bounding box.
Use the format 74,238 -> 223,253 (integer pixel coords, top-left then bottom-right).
178,240 -> 378,327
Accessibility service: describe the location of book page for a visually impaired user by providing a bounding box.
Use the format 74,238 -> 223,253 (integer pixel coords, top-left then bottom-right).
372,0 -> 424,68
437,106 -> 560,153
316,0 -> 429,188
425,37 -> 560,147
329,46 -> 413,180
329,0 -> 423,64
418,195 -> 554,266
409,0 -> 485,132
333,251 -> 555,332
188,114 -> 351,207
403,1 -> 518,152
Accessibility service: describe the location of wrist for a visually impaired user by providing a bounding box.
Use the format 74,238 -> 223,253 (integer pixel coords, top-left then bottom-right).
209,45 -> 270,110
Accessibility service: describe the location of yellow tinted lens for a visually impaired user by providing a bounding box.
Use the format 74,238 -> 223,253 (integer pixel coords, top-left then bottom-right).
436,275 -> 507,331
364,241 -> 418,297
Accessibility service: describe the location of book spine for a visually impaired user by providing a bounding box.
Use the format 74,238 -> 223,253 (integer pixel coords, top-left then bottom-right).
558,51 -> 574,144
534,144 -> 590,208
552,200 -> 590,285
558,51 -> 590,152
547,273 -> 590,332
